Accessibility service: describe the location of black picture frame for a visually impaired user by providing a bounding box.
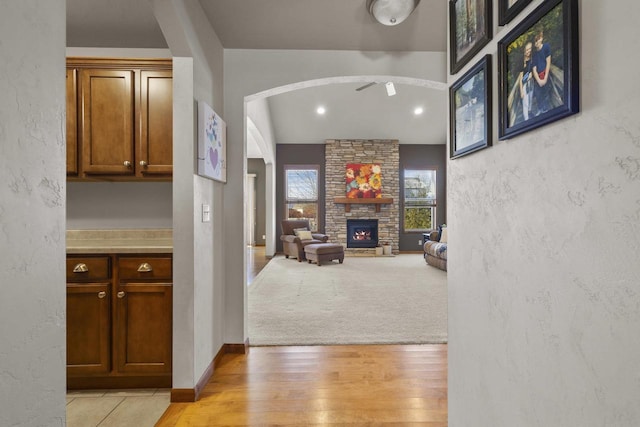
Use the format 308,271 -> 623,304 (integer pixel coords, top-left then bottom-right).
450,55 -> 492,159
498,0 -> 579,140
499,0 -> 533,26
449,0 -> 492,75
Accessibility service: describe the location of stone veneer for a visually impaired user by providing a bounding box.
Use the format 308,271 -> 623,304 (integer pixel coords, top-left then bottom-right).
325,139 -> 400,255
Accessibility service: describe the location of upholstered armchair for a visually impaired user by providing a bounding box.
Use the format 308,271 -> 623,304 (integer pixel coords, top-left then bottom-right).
280,219 -> 329,262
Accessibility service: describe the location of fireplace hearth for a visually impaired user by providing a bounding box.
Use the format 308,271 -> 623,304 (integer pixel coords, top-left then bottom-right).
346,219 -> 378,248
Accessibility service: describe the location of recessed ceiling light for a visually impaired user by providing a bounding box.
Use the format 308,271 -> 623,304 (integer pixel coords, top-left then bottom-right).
316,106 -> 326,115
414,107 -> 424,115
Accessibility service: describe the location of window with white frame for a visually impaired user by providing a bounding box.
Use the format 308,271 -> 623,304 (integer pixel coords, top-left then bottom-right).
285,166 -> 319,231
403,169 -> 436,232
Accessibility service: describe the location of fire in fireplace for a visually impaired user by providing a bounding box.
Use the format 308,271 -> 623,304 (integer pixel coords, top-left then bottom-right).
346,219 -> 378,248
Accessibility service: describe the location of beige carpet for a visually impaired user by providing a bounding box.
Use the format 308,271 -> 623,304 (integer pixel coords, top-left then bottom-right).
248,254 -> 447,345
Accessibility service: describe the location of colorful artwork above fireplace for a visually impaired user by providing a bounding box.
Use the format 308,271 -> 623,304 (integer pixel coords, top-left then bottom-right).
345,163 -> 382,199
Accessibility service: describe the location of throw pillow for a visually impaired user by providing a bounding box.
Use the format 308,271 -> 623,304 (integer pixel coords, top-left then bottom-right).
439,227 -> 448,243
295,230 -> 313,240
293,227 -> 308,235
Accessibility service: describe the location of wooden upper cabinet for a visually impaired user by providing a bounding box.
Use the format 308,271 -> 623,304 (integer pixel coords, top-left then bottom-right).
139,70 -> 173,177
80,69 -> 135,176
67,58 -> 173,180
66,69 -> 78,176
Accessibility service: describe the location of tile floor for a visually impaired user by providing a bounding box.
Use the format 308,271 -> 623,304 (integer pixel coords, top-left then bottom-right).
66,389 -> 170,427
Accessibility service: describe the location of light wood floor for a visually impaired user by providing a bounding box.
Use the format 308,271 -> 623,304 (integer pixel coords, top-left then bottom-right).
247,245 -> 270,285
156,344 -> 448,426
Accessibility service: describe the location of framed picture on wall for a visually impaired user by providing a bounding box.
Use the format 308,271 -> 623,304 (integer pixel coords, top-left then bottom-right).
499,0 -> 533,26
449,0 -> 492,74
197,101 -> 227,183
498,0 -> 579,140
450,55 -> 492,159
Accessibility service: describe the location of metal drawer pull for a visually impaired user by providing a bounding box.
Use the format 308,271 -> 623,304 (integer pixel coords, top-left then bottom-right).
73,263 -> 89,273
137,262 -> 153,272
117,291 -> 126,298
124,160 -> 132,168
98,291 -> 106,299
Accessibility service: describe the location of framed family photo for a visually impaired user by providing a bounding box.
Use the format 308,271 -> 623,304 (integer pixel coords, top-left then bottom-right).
498,0 -> 579,140
499,0 -> 533,26
450,55 -> 492,159
449,0 -> 492,74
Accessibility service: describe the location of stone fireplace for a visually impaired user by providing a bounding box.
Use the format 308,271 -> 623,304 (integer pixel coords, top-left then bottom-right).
325,139 -> 399,255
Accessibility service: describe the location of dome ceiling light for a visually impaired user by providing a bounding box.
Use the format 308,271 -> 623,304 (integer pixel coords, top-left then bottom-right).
367,0 -> 421,26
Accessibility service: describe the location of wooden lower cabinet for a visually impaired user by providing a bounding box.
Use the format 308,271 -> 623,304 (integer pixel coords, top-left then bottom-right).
66,283 -> 111,375
66,254 -> 172,389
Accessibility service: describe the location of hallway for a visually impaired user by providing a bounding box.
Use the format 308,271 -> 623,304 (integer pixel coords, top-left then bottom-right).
156,344 -> 447,426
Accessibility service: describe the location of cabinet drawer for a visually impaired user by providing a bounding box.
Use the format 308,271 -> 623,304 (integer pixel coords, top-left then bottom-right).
67,256 -> 111,282
118,256 -> 172,281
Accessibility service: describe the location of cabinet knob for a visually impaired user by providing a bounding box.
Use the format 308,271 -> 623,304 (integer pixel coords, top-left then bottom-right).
139,160 -> 147,167
98,291 -> 106,299
137,262 -> 153,272
124,160 -> 132,168
117,291 -> 126,298
73,263 -> 88,273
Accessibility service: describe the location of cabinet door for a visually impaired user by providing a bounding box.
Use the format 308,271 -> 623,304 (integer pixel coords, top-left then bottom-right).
67,283 -> 111,375
66,68 -> 78,176
115,283 -> 172,374
80,69 -> 135,175
139,70 -> 173,177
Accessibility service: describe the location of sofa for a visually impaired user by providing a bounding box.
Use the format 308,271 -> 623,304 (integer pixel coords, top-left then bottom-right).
280,219 -> 329,262
424,229 -> 447,271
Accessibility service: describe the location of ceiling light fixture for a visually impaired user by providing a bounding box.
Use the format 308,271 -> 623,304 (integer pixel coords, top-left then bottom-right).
367,0 -> 421,26
316,106 -> 326,115
414,107 -> 424,115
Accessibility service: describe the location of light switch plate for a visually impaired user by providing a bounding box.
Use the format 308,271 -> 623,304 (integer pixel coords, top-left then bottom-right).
202,204 -> 210,223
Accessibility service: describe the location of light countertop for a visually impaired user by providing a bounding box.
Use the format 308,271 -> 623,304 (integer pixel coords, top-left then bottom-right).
66,229 -> 172,254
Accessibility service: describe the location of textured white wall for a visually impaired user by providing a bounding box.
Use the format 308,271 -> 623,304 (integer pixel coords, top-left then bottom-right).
0,0 -> 66,425
67,182 -> 172,229
177,0 -> 227,390
247,98 -> 276,164
169,56 -> 196,389
151,0 -> 226,390
448,1 -> 640,425
247,98 -> 277,255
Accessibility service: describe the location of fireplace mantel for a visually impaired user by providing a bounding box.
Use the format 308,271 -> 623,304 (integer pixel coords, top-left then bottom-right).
333,197 -> 393,213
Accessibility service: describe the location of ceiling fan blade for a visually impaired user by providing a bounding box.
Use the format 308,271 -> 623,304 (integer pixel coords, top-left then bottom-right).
355,82 -> 376,91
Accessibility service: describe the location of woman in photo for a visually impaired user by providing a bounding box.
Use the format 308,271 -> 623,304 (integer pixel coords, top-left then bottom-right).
532,29 -> 552,115
518,40 -> 534,121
